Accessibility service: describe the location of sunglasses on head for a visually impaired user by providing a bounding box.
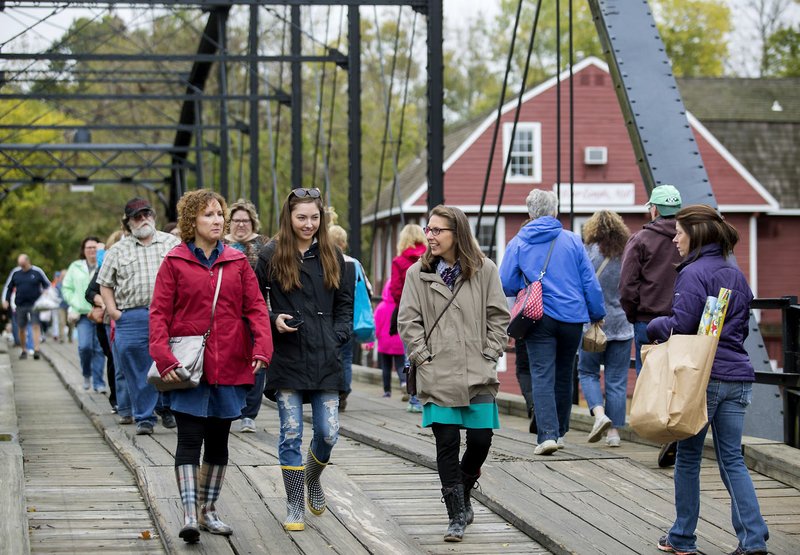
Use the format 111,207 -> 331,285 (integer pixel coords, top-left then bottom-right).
290,188 -> 321,199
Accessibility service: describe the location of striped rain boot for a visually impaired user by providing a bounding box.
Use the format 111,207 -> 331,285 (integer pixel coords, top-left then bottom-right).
197,463 -> 233,536
175,464 -> 200,543
281,466 -> 305,531
305,449 -> 329,515
461,468 -> 481,525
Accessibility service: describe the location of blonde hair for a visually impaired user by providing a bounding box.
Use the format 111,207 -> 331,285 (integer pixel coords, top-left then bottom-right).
328,225 -> 348,251
105,229 -> 125,249
227,198 -> 261,233
397,224 -> 426,252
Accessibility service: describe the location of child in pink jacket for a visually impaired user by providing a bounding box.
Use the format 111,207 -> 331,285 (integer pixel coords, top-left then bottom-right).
374,280 -> 407,399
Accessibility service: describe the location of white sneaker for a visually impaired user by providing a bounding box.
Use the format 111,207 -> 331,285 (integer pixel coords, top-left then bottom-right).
588,415 -> 612,443
534,439 -> 558,456
240,417 -> 256,433
556,437 -> 565,449
606,435 -> 621,447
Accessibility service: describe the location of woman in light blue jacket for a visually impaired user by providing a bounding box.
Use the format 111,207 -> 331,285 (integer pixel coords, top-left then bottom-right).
62,236 -> 106,391
499,190 -> 605,456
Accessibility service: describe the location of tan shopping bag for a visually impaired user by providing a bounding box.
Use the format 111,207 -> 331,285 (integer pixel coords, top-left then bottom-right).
629,334 -> 719,443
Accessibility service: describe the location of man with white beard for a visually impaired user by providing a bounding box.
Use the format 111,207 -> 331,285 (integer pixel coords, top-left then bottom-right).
98,198 -> 180,435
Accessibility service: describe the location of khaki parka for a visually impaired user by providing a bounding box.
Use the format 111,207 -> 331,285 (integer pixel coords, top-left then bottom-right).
398,257 -> 510,407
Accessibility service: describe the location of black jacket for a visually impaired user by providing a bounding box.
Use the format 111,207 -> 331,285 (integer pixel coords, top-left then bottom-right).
255,240 -> 354,393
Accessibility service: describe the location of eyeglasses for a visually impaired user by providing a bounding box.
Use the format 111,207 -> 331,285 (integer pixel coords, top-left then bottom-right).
424,226 -> 453,236
290,188 -> 321,199
132,210 -> 154,221
231,218 -> 252,226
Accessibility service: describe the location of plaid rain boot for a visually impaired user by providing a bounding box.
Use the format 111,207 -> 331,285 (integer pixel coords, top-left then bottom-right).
197,463 -> 233,536
281,466 -> 305,531
175,464 -> 200,543
305,449 -> 329,515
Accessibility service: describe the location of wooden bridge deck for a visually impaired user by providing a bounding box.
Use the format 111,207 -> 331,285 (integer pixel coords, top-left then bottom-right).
3,339 -> 799,554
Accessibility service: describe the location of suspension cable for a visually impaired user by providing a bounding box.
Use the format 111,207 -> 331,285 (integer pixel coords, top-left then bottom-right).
322,7 -> 346,207
387,10 -> 418,230
474,0 -> 524,235
569,0 -> 575,231
488,0 -> 544,260
311,5 -> 333,193
369,6 -> 404,252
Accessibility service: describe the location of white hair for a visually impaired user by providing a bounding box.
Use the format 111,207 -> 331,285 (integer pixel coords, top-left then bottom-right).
526,189 -> 558,220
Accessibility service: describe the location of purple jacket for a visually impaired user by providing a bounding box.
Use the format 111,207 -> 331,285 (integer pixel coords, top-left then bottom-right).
647,244 -> 754,382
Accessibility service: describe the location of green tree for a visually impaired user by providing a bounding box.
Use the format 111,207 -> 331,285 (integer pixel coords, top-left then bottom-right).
651,0 -> 731,77
763,26 -> 800,76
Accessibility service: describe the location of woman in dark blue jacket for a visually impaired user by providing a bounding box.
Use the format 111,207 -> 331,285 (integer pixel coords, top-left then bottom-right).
648,204 -> 768,555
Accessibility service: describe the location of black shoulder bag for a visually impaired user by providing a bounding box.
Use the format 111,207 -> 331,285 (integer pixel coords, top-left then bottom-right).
404,280 -> 465,396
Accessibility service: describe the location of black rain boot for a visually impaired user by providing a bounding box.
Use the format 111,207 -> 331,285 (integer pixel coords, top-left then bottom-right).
441,484 -> 466,542
281,466 -> 305,531
461,469 -> 481,525
305,448 -> 329,515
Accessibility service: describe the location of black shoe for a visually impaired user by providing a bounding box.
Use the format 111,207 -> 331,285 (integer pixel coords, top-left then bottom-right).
658,441 -> 678,468
339,392 -> 349,412
160,411 -> 177,429
528,410 -> 537,434
19,351 -> 27,360
179,523 -> 200,544
33,351 -> 41,360
136,422 -> 154,435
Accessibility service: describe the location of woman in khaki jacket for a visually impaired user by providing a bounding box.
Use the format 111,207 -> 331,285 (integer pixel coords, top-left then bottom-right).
398,205 -> 509,543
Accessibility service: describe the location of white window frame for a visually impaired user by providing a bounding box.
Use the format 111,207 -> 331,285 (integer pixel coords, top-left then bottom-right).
502,122 -> 542,183
468,216 -> 506,265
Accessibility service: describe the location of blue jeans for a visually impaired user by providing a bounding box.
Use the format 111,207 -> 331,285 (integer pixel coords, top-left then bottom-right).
276,390 -> 339,467
339,340 -> 353,394
577,338 -> 632,428
110,326 -> 131,418
633,321 -> 649,375
667,380 -> 769,554
380,353 -> 405,393
77,316 -> 106,389
525,315 -> 584,444
114,308 -> 158,426
241,369 -> 266,419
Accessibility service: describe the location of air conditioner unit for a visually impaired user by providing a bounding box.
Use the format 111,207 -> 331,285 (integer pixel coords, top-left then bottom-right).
584,146 -> 608,165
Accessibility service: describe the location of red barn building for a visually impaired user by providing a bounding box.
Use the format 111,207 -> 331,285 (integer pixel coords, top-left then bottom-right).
365,57 -> 799,378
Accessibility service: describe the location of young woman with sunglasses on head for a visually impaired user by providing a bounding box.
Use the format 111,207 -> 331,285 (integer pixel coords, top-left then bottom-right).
398,205 -> 509,543
255,187 -> 354,532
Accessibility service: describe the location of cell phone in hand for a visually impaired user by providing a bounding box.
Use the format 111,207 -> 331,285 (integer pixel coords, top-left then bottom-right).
285,317 -> 304,328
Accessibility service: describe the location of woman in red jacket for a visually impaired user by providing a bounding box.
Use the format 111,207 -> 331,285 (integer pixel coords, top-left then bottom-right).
389,224 -> 427,411
150,189 -> 273,544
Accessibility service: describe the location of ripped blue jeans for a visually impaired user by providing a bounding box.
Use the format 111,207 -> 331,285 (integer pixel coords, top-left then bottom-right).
276,390 -> 340,467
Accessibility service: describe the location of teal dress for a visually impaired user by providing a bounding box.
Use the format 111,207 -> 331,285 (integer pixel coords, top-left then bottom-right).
420,260 -> 500,430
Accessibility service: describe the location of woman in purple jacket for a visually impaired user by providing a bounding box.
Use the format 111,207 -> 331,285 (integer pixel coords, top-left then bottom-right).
648,205 -> 768,555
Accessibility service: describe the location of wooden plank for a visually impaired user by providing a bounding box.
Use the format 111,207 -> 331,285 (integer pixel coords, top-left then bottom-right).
0,443 -> 31,555
322,466 -> 427,555
245,465 -> 371,554
477,462 -> 637,555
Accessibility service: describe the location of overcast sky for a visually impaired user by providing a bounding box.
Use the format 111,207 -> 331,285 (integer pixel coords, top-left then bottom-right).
1,1 -> 798,75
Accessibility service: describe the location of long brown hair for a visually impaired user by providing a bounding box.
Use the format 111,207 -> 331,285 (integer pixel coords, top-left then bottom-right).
581,210 -> 630,258
420,205 -> 484,280
676,204 -> 739,261
271,191 -> 340,291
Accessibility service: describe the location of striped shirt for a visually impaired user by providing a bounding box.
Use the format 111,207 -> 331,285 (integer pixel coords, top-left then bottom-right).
96,231 -> 180,309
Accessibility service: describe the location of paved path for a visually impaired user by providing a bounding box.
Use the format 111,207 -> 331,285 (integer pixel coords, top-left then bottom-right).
4,339 -> 799,554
